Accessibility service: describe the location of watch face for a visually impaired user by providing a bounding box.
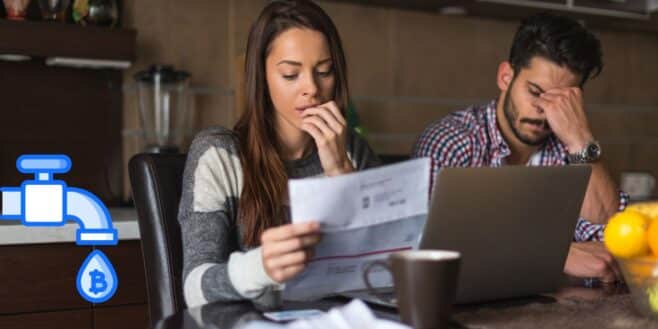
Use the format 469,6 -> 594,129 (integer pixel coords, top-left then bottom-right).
586,143 -> 601,159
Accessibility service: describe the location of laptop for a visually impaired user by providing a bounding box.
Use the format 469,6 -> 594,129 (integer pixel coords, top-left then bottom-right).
344,165 -> 592,307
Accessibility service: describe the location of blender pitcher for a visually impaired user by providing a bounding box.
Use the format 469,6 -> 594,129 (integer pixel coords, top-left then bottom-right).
135,65 -> 191,153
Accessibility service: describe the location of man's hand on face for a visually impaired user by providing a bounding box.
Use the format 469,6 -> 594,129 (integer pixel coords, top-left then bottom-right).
533,87 -> 594,151
564,241 -> 621,283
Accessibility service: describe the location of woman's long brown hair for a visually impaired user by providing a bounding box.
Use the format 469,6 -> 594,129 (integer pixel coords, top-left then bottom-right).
234,0 -> 350,247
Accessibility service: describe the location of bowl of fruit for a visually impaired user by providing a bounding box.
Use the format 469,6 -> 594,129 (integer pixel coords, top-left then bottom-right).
605,202 -> 658,318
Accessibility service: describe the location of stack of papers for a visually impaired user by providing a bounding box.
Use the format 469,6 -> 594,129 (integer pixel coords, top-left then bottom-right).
241,299 -> 410,329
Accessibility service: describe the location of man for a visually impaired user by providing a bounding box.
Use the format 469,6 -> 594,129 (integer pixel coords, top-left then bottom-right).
413,13 -> 628,282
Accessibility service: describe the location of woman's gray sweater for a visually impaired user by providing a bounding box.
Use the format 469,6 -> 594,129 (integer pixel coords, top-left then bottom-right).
178,126 -> 380,308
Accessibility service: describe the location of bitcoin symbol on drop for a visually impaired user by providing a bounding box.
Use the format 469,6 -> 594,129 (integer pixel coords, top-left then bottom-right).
89,269 -> 108,294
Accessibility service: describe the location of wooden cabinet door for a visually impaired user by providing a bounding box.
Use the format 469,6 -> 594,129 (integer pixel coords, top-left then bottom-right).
94,304 -> 149,329
0,309 -> 93,329
0,244 -> 92,314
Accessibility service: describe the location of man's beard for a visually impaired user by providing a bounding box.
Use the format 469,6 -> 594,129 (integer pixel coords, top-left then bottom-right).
502,87 -> 550,146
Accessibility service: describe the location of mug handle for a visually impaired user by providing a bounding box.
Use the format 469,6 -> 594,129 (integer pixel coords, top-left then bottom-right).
362,260 -> 392,301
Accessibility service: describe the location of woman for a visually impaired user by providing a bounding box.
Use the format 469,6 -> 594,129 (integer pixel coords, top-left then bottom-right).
178,0 -> 380,308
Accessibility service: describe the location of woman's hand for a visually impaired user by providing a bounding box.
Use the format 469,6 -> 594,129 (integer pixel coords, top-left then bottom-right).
301,101 -> 354,176
261,222 -> 321,283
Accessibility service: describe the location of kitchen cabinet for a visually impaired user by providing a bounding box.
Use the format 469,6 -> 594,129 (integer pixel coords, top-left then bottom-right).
0,19 -> 136,206
0,310 -> 93,329
0,209 -> 147,329
476,0 -> 653,17
327,0 -> 658,34
0,19 -> 135,62
575,0 -> 649,15
0,241 -> 148,329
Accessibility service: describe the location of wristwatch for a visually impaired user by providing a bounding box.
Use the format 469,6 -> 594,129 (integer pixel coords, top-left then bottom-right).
567,141 -> 602,164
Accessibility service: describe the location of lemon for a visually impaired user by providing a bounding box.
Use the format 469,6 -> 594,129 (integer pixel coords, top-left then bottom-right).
627,202 -> 658,219
648,219 -> 658,257
623,255 -> 658,284
604,210 -> 651,258
648,283 -> 658,313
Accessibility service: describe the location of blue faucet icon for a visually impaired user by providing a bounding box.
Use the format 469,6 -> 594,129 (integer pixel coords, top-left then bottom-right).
0,154 -> 119,303
0,154 -> 118,245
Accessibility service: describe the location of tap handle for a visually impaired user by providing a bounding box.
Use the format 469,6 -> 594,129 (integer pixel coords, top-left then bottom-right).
17,154 -> 72,180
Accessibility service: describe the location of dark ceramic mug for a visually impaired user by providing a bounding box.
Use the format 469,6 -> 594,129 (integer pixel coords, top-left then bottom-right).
363,250 -> 461,329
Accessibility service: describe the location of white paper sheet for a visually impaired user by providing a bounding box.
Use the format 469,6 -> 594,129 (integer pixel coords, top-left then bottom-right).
240,299 -> 410,329
283,158 -> 430,300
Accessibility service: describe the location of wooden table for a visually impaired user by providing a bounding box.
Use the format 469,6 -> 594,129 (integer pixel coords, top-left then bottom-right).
155,283 -> 657,329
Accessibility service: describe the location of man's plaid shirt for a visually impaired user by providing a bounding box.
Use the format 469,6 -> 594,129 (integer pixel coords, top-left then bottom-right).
412,100 -> 629,242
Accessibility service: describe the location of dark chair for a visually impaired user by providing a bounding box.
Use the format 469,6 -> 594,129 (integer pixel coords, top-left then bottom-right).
129,153 -> 187,327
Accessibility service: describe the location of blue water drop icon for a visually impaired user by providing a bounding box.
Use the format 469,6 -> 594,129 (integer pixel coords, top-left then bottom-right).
76,250 -> 118,303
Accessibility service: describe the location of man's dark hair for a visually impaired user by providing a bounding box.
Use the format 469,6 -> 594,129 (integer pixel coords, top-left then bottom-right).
509,13 -> 603,87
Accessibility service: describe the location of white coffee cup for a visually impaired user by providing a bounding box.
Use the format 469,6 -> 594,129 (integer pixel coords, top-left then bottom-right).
621,172 -> 656,200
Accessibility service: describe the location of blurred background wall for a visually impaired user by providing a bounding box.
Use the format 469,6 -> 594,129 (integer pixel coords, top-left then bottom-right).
121,0 -> 658,199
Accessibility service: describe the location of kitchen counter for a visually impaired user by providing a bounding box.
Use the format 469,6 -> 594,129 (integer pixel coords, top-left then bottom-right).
0,207 -> 148,328
0,207 -> 140,245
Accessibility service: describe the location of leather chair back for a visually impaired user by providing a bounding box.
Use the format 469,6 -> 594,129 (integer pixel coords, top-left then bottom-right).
129,153 -> 187,326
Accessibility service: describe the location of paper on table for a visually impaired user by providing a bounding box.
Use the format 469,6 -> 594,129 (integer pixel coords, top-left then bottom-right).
240,299 -> 410,329
283,158 -> 430,300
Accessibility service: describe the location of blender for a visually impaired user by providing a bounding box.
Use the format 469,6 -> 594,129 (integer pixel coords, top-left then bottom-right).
134,65 -> 191,153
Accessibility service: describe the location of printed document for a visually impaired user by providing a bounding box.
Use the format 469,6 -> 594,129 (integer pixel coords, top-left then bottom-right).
283,158 -> 430,300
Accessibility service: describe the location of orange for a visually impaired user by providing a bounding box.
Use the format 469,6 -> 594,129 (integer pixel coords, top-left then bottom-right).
648,218 -> 658,257
604,210 -> 651,259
